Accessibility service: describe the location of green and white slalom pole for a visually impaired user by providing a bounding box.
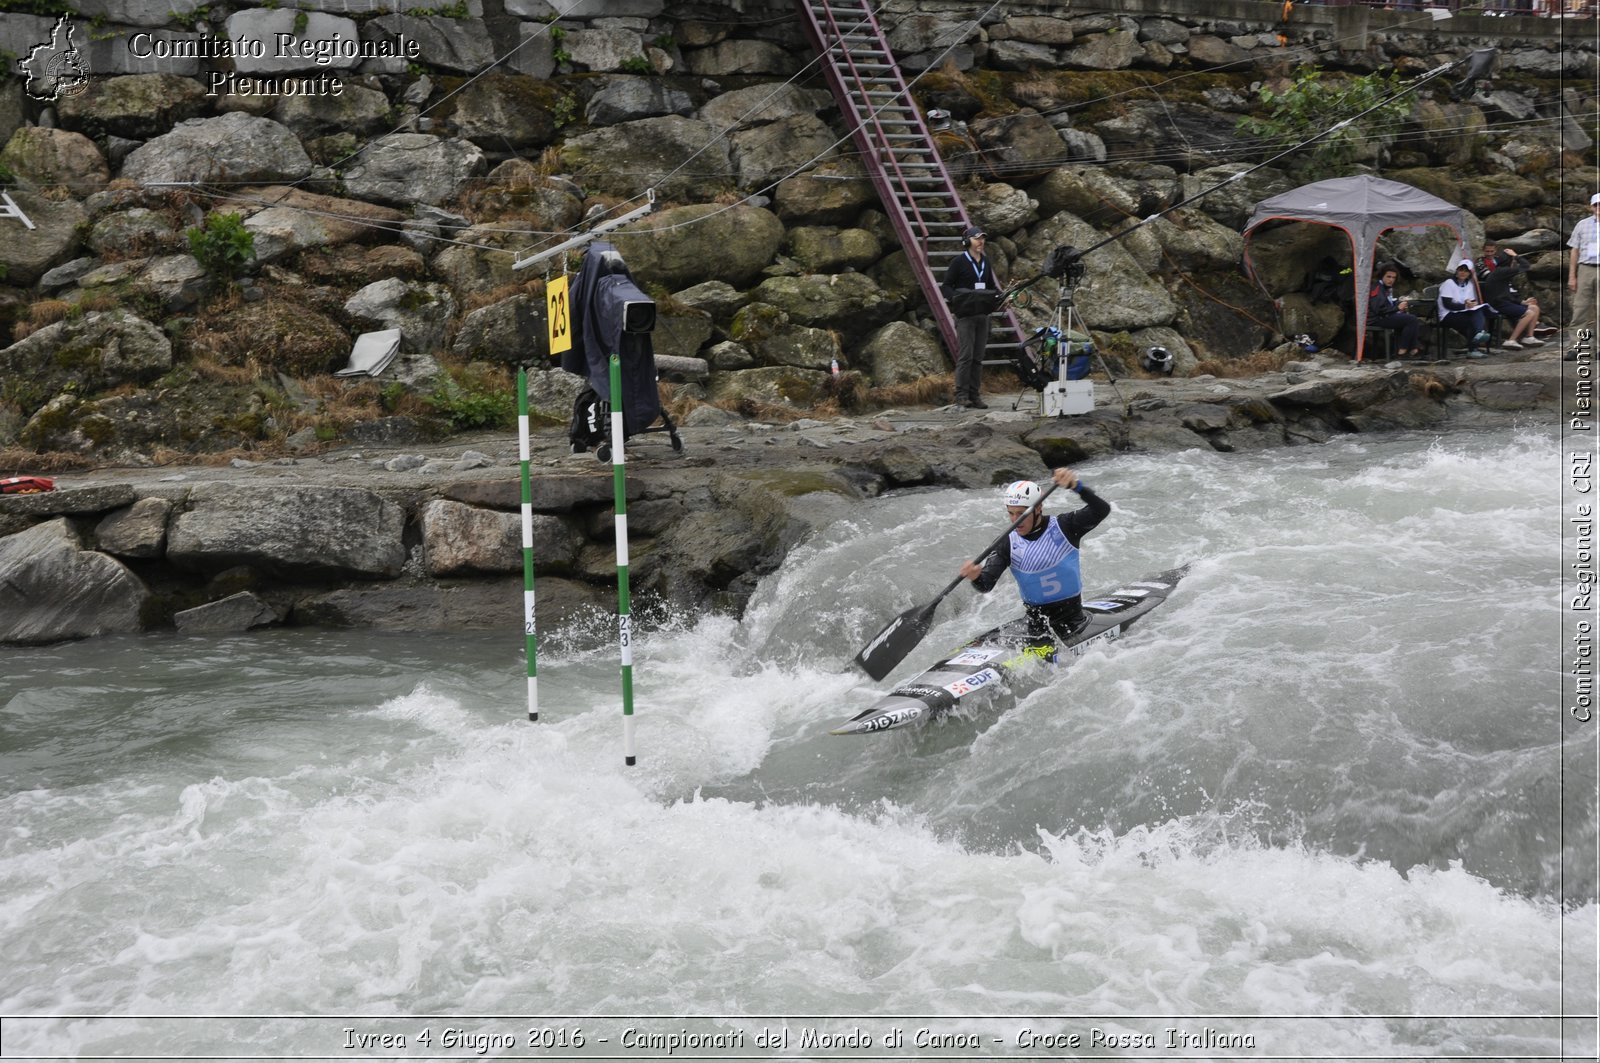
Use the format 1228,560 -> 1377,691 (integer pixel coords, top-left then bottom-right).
608,353 -> 636,766
517,366 -> 539,723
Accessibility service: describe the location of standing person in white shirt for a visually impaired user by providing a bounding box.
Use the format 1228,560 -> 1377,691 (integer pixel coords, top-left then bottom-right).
1567,193 -> 1600,359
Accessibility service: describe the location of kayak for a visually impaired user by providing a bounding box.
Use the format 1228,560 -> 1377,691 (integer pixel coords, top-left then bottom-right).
830,566 -> 1189,735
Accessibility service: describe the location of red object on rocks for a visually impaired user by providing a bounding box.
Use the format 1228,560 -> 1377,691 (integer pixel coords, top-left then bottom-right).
0,476 -> 55,494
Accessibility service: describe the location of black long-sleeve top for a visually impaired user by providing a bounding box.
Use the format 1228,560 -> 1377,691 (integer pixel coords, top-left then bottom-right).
1479,254 -> 1530,304
970,485 -> 1111,592
941,252 -> 1000,318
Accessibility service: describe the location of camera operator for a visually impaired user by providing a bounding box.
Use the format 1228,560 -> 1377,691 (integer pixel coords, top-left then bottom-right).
940,225 -> 1002,409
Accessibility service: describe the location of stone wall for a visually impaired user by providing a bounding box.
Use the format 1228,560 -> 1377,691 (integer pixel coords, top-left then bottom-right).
0,0 -> 1591,464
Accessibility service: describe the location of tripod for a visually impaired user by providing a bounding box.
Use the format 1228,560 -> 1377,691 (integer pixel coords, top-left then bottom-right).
1010,277 -> 1126,415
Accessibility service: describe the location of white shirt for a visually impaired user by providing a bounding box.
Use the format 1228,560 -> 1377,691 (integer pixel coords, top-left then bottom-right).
1569,214 -> 1600,265
1438,276 -> 1483,313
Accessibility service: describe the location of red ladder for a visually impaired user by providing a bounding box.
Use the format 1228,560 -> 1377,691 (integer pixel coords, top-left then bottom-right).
794,0 -> 1026,369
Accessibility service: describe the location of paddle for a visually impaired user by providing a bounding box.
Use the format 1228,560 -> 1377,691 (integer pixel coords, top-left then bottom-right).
853,480 -> 1062,681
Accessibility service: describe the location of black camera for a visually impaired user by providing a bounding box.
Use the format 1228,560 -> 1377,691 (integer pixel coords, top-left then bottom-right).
1043,245 -> 1086,285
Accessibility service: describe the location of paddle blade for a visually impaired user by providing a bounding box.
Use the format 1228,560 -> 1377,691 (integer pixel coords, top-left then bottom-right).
854,600 -> 938,681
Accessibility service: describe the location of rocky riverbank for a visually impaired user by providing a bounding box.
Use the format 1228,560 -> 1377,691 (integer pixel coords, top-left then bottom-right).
0,346 -> 1563,646
0,0 -> 1593,466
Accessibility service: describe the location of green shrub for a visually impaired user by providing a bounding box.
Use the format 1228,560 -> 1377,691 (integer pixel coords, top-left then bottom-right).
186,212 -> 255,281
1236,70 -> 1410,178
426,366 -> 514,430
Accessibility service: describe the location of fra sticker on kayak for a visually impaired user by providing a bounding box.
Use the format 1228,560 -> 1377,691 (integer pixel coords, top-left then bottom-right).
946,648 -> 1004,666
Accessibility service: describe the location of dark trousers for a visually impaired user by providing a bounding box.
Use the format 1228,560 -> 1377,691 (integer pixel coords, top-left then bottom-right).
1441,308 -> 1488,341
1026,596 -> 1087,642
1370,312 -> 1420,348
954,315 -> 988,402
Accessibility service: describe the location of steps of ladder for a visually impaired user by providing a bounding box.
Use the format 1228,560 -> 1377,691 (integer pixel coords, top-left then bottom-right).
802,0 -> 1035,371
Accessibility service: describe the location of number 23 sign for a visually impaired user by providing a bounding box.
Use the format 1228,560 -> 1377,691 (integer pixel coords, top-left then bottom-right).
547,275 -> 572,355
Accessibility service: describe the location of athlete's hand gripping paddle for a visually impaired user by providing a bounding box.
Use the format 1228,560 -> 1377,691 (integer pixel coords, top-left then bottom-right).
853,481 -> 1062,681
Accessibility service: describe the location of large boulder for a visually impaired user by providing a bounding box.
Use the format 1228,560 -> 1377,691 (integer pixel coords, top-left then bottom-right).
344,279 -> 457,354
0,128 -> 109,197
862,320 -> 949,385
462,160 -> 584,228
95,496 -> 172,559
0,311 -> 171,417
59,0 -> 203,28
729,114 -> 839,190
683,39 -> 797,77
1093,101 -> 1240,172
565,25 -> 647,72
420,499 -> 582,577
1147,208 -> 1245,272
121,113 -> 314,185
749,273 -> 901,343
1032,166 -> 1138,221
1185,34 -> 1254,69
166,484 -> 406,580
428,225 -> 523,296
558,115 -> 733,201
785,226 -> 882,273
706,364 -> 831,409
0,519 -> 151,645
1060,30 -> 1143,70
242,188 -> 407,262
1408,99 -> 1488,168
650,308 -> 715,359
697,84 -> 831,131
0,192 -> 86,286
340,134 -> 487,207
448,75 -> 562,151
773,158 -> 878,226
1015,213 -> 1176,331
966,181 -> 1039,236
172,591 -> 281,635
611,203 -> 783,289
365,14 -> 496,74
222,9 -> 363,73
86,208 -> 179,258
272,84 -> 393,139
56,73 -> 209,139
586,77 -> 696,127
1178,163 -> 1297,229
644,473 -> 805,611
452,294 -> 548,364
971,109 -> 1071,181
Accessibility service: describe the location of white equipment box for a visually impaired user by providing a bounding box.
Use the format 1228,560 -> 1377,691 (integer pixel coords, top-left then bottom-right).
1043,379 -> 1094,416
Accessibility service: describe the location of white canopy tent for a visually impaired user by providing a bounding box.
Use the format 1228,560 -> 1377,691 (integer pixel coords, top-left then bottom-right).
1242,175 -> 1472,362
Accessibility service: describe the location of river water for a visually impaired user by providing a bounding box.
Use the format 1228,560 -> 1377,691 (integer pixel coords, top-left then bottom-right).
1,426 -> 1593,1060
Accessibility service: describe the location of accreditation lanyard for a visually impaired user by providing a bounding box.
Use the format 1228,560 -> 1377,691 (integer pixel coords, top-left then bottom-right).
966,252 -> 988,288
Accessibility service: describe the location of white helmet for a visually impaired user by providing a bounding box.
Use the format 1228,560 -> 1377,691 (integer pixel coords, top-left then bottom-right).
1003,480 -> 1042,508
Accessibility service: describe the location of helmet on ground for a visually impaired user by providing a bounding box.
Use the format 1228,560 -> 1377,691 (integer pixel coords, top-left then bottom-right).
1141,345 -> 1174,374
1004,480 -> 1043,508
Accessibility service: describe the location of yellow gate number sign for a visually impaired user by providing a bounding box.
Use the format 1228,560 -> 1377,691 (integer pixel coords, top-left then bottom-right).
547,275 -> 572,355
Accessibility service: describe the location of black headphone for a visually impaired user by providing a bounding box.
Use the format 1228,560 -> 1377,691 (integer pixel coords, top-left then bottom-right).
961,226 -> 984,251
